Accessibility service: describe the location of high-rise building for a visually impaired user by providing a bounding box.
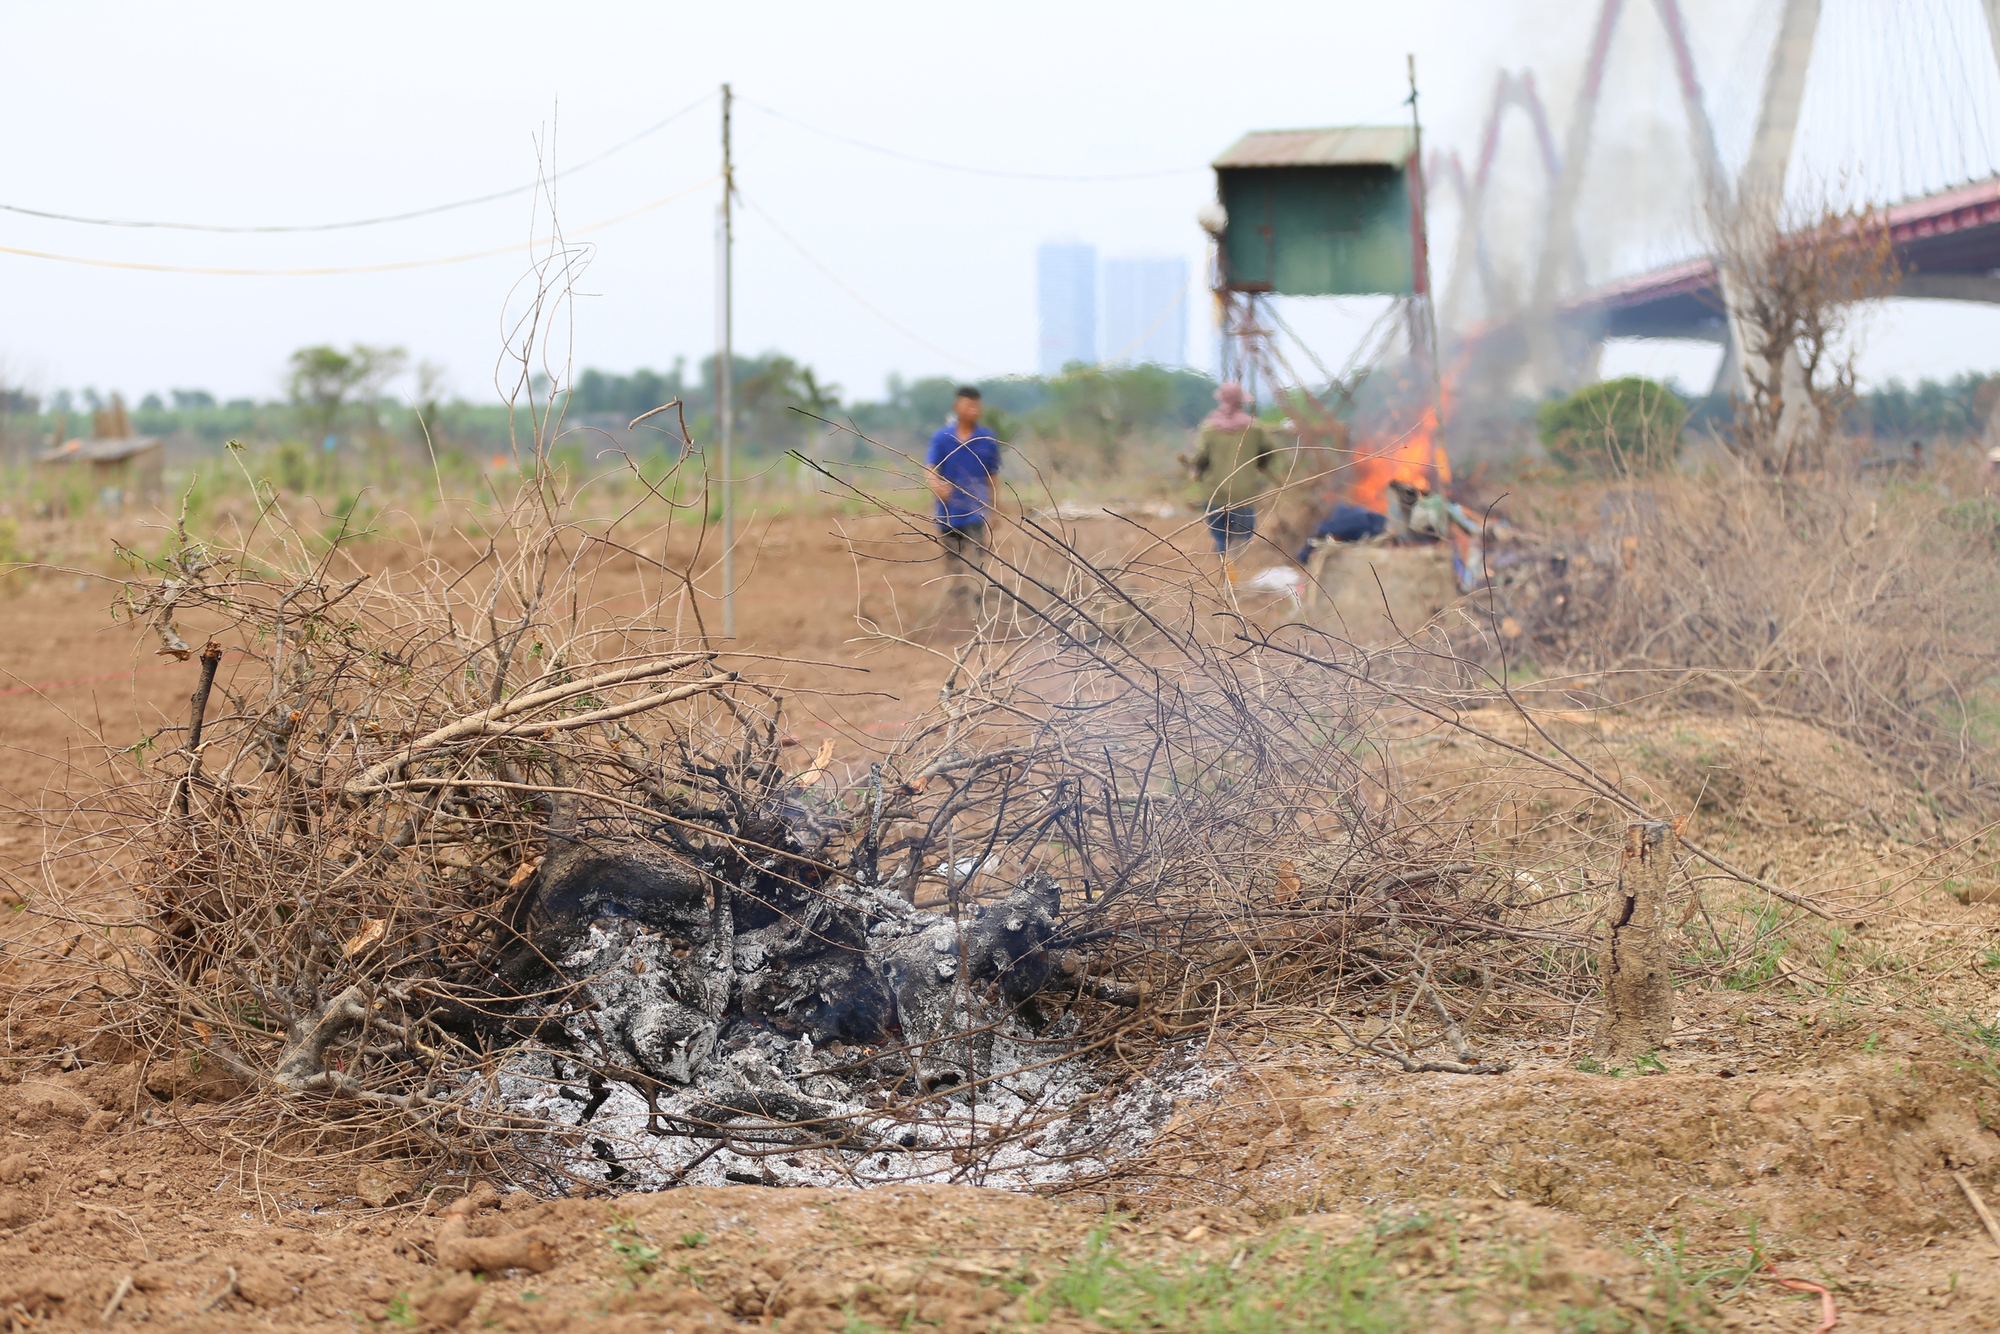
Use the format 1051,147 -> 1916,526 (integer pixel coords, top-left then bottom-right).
1036,241 -> 1097,374
1102,256 -> 1189,367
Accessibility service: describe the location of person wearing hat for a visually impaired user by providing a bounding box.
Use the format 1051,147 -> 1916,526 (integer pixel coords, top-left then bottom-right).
1187,381 -> 1276,582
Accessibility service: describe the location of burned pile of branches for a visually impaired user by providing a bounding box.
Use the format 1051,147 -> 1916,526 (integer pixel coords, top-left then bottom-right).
15,462 -> 1607,1195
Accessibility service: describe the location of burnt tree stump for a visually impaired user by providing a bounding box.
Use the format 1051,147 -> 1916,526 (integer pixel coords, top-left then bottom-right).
1594,821 -> 1676,1059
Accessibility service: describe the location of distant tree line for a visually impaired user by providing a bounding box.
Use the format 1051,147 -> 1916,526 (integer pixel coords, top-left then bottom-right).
4,345 -> 1293,474
561,357 -> 1222,473
17,347 -> 2000,476
1855,372 -> 2000,443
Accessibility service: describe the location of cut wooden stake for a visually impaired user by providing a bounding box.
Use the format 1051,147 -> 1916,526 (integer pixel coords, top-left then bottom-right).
1953,1171 -> 2000,1251
101,1275 -> 133,1325
1594,822 -> 1677,1059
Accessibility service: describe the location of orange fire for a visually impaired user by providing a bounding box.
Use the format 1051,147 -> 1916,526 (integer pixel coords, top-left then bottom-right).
1345,402 -> 1452,513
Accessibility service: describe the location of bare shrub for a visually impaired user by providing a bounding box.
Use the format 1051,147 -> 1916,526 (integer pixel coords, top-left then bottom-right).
1718,201 -> 1898,475
1490,464 -> 2000,809
49,459 -> 746,1156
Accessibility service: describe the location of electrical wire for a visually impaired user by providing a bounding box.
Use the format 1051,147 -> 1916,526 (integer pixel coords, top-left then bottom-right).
0,175 -> 717,276
0,89 -> 715,233
1,86 -> 1206,292
739,98 -> 1203,182
737,191 -> 993,372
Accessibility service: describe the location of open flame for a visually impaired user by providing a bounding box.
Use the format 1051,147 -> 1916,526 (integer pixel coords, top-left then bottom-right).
1345,401 -> 1452,513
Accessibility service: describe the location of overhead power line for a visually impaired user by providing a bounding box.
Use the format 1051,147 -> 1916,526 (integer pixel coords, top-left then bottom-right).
0,175 -> 717,276
738,191 -> 993,372
740,98 -> 1204,182
0,89 -> 715,234
0,86 -> 1200,290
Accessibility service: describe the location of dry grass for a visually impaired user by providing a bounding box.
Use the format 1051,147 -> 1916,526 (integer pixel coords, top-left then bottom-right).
1483,457 -> 2000,811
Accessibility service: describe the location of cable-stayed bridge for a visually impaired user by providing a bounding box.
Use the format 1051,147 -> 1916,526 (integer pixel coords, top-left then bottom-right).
1437,0 -> 2000,394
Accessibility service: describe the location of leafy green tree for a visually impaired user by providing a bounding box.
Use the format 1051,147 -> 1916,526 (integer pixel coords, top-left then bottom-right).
1034,363 -> 1177,471
570,364 -> 689,421
1861,372 -> 1995,441
737,354 -> 841,459
287,343 -> 407,443
1536,376 -> 1686,476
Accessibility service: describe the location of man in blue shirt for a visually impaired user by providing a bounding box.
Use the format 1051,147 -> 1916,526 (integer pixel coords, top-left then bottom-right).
925,385 -> 1000,616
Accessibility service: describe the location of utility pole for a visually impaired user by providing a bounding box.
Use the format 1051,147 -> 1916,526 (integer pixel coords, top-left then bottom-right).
716,82 -> 736,639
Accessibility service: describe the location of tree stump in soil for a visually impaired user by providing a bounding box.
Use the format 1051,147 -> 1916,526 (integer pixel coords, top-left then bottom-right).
1594,821 -> 1676,1059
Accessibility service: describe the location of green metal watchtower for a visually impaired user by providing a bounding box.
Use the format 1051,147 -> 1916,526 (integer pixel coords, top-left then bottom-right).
1211,126 -> 1423,298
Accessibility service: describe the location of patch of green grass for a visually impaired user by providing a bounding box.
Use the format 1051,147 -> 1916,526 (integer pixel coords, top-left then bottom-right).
1025,1225 -> 1409,1332
1931,1012 -> 2000,1089
1698,1221 -> 1768,1304
1025,1212 -> 1712,1332
1554,1305 -> 1637,1332
1492,1235 -> 1554,1291
1724,940 -> 1787,991
1631,1220 -> 1769,1332
383,1293 -> 418,1327
604,1212 -> 662,1280
1720,908 -> 1800,992
1574,1053 -> 1665,1078
1869,951 -> 1911,976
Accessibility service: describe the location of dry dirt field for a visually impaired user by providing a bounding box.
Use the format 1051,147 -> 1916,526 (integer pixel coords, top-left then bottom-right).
2,508 -> 2000,1332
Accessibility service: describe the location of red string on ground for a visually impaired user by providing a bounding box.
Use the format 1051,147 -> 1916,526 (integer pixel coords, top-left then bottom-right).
1765,1262 -> 1837,1332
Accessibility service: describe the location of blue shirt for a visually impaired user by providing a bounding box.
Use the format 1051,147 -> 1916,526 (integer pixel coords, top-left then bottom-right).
926,422 -> 1000,529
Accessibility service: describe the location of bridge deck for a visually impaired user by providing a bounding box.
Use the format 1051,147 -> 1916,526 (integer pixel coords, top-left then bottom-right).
1551,177 -> 2000,342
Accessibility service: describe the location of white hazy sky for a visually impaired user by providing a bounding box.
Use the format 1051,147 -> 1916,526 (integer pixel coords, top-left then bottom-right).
6,0 -> 2000,405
